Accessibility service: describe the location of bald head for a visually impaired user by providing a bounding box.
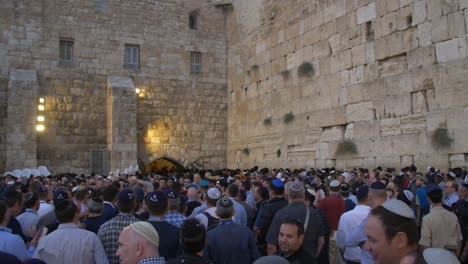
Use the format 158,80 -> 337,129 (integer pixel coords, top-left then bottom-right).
116,222 -> 160,264
187,187 -> 199,200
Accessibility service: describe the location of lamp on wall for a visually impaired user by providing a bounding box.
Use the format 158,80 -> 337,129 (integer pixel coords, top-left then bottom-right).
135,88 -> 141,94
36,97 -> 45,132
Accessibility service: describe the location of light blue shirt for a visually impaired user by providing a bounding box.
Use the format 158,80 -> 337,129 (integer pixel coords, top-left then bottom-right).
229,197 -> 247,226
444,192 -> 459,207
345,217 -> 374,264
0,226 -> 33,261
17,209 -> 40,238
189,202 -> 207,218
246,190 -> 256,209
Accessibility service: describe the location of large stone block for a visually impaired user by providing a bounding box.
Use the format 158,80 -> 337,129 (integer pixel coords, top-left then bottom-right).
401,113 -> 426,134
448,11 -> 466,39
411,1 -> 427,26
346,101 -> 375,122
427,0 -> 442,20
357,2 -> 377,24
381,117 -> 402,136
435,38 -> 460,63
418,22 -> 432,47
352,44 -> 366,66
431,16 -> 449,43
320,125 -> 346,142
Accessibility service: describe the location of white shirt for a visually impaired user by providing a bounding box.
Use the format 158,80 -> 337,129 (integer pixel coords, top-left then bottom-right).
336,204 -> 371,261
37,201 -> 54,218
348,194 -> 358,205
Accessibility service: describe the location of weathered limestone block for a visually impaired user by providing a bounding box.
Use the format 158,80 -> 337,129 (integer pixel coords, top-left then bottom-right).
426,111 -> 447,131
352,44 -> 366,66
387,0 -> 400,12
357,2 -> 377,24
6,70 -> 38,170
401,114 -> 426,134
407,45 -> 436,70
412,90 -> 429,113
384,95 -> 411,116
320,125 -> 345,142
352,121 -> 381,139
344,123 -> 354,139
449,154 -> 468,168
381,117 -> 402,136
461,0 -> 468,10
378,54 -> 408,78
431,16 -> 449,43
397,6 -> 412,31
403,27 -> 419,52
427,0 -> 442,20
418,22 -> 433,47
381,12 -> 398,37
346,101 -> 375,122
435,38 -> 460,62
411,1 -> 427,26
107,77 -> 137,172
448,11 -> 466,39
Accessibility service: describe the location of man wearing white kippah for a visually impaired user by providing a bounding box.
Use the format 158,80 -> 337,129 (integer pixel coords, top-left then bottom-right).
116,221 -> 165,264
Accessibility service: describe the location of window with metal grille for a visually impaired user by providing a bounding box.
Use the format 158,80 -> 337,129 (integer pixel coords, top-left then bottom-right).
59,39 -> 74,63
189,11 -> 199,30
190,52 -> 201,75
124,44 -> 140,69
90,149 -> 107,175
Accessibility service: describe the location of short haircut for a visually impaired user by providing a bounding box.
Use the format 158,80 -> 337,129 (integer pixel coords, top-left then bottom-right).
227,184 -> 239,198
87,198 -> 104,214
74,189 -> 87,201
256,186 -> 269,200
448,181 -> 458,192
369,205 -> 418,246
117,198 -> 136,214
168,197 -> 180,211
103,186 -> 119,202
0,201 -> 7,222
180,218 -> 206,254
23,192 -> 39,209
146,199 -> 168,216
55,200 -> 78,223
281,218 -> 305,237
269,182 -> 285,196
427,190 -> 443,204
3,190 -> 23,208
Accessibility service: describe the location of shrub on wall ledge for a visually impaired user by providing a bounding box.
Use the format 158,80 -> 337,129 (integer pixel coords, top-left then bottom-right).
263,117 -> 272,126
298,62 -> 314,78
251,64 -> 259,72
432,127 -> 452,148
242,147 -> 250,156
283,112 -> 295,124
277,149 -> 281,158
335,140 -> 358,156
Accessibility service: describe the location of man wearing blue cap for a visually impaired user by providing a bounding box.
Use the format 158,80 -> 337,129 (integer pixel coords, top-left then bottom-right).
98,189 -> 138,264
254,178 -> 288,255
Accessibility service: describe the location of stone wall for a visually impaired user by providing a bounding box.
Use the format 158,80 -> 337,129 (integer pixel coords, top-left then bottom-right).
0,0 -> 228,173
226,0 -> 468,170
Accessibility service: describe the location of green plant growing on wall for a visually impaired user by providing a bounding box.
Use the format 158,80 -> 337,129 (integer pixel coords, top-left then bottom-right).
432,127 -> 452,148
284,112 -> 295,124
277,149 -> 281,158
263,117 -> 272,126
242,147 -> 250,156
251,64 -> 259,72
281,70 -> 290,80
335,140 -> 358,156
298,61 -> 314,78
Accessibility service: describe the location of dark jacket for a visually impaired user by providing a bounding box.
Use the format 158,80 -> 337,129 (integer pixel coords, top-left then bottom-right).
167,253 -> 208,264
147,220 -> 182,261
255,196 -> 288,243
101,202 -> 118,221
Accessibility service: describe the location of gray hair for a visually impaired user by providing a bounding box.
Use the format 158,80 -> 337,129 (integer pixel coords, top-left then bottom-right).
87,199 -> 103,214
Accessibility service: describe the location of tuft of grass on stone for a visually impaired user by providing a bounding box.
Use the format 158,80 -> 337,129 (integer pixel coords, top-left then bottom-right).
251,64 -> 259,72
432,127 -> 452,148
263,117 -> 272,126
277,149 -> 281,158
283,112 -> 295,124
242,147 -> 250,155
335,140 -> 358,156
298,62 -> 314,79
281,70 -> 290,79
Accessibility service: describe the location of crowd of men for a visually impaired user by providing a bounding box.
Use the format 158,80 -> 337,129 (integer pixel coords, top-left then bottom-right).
0,165 -> 467,264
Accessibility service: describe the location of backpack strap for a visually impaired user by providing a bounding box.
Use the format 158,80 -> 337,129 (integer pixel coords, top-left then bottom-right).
304,206 -> 310,232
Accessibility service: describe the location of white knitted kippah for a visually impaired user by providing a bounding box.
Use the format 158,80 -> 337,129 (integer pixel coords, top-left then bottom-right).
130,222 -> 160,247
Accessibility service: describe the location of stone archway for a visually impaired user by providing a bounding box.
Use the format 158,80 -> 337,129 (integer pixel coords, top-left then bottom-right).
143,157 -> 185,173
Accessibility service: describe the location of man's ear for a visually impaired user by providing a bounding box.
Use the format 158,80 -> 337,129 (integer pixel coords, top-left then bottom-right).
298,234 -> 305,245
392,231 -> 408,249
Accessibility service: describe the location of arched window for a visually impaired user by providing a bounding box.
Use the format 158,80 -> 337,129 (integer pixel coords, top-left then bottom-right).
189,10 -> 199,30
